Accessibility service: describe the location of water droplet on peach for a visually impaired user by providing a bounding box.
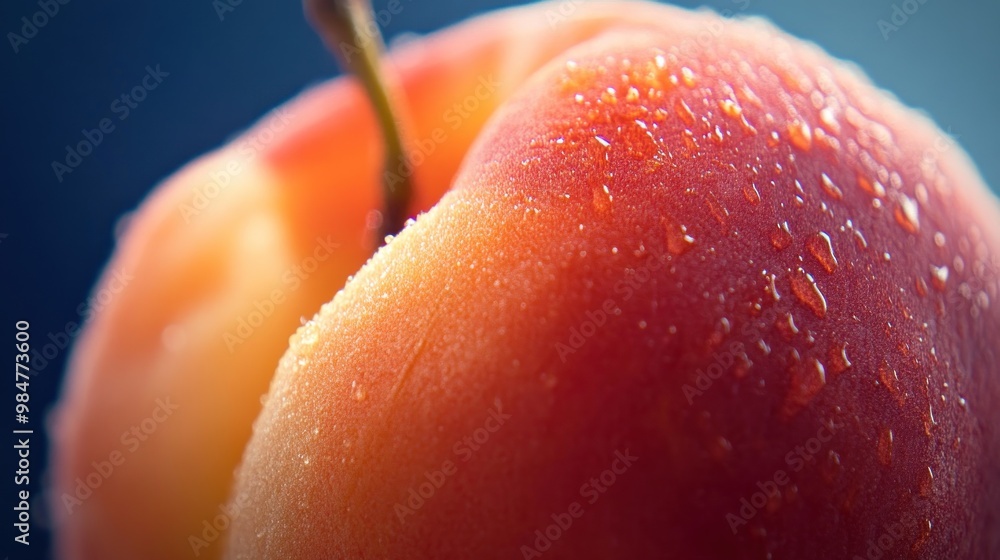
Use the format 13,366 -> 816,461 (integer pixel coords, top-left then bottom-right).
787,120 -> 812,151
776,312 -> 800,339
783,358 -> 827,417
663,215 -> 695,255
930,265 -> 949,291
806,232 -> 839,274
789,268 -> 828,318
828,343 -> 852,375
771,222 -> 793,250
894,193 -> 920,234
876,427 -> 893,466
820,173 -> 843,200
718,98 -> 742,119
879,361 -> 905,405
680,66 -> 696,87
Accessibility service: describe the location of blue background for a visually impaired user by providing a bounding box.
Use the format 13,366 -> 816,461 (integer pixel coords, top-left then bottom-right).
1,0 -> 998,558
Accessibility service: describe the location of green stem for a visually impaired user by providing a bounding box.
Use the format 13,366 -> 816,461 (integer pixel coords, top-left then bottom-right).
306,0 -> 413,243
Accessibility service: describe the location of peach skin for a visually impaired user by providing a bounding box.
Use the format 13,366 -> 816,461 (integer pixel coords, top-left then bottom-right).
48,3 -> 698,559
224,3 -> 1000,560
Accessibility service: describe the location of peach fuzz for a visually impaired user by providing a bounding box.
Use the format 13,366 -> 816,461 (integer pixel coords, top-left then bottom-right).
47,3 -> 698,559
225,3 -> 1000,560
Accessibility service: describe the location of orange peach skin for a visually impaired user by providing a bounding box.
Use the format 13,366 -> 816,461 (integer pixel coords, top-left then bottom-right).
47,4 -> 681,559
224,2 -> 1000,560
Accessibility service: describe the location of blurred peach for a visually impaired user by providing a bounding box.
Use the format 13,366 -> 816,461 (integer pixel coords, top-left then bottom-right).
48,3 -> 691,558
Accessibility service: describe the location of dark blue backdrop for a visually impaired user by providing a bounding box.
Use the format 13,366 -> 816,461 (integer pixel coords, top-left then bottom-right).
2,0 -> 998,558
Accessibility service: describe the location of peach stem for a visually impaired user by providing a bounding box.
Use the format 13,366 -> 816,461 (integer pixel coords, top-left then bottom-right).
306,0 -> 413,243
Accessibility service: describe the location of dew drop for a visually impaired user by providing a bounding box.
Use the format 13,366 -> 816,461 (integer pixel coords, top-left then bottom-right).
828,343 -> 852,375
757,339 -> 772,355
876,427 -> 893,466
663,215 -> 696,255
351,380 -> 367,402
592,184 -> 614,213
806,232 -> 839,273
789,268 -> 828,318
766,272 -> 781,302
601,87 -> 618,104
705,193 -> 730,226
933,232 -> 946,247
853,229 -> 868,250
771,222 -> 793,250
894,193 -> 920,234
739,114 -> 758,135
776,312 -> 800,339
976,290 -> 991,310
625,86 -> 640,103
743,183 -> 761,204
680,66 -> 696,87
915,276 -> 928,297
733,353 -> 753,378
857,175 -> 886,198
719,98 -> 742,119
930,265 -> 949,292
819,106 -> 840,134
910,519 -> 934,553
919,466 -> 934,497
878,361 -> 904,405
820,173 -> 843,200
766,130 -> 780,147
822,450 -> 843,484
787,120 -> 813,151
674,98 -> 695,125
923,403 -> 938,436
783,358 -> 827,417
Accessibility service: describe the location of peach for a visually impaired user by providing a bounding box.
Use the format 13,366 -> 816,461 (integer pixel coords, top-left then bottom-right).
48,5 -> 673,559
223,2 -> 1000,559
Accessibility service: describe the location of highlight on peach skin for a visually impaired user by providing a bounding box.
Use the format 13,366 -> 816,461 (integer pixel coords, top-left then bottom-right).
47,1 -> 999,559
